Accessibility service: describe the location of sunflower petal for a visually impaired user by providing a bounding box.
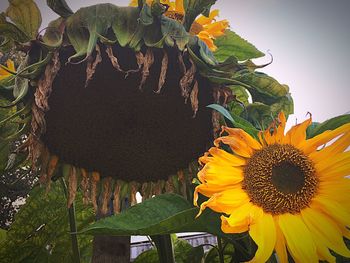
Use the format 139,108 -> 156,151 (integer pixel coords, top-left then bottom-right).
301,208 -> 350,258
208,147 -> 246,166
249,213 -> 276,263
300,123 -> 350,154
221,127 -> 262,151
275,112 -> 287,143
195,9 -> 220,25
274,217 -> 288,263
214,136 -> 253,157
284,115 -> 312,146
278,213 -> 318,262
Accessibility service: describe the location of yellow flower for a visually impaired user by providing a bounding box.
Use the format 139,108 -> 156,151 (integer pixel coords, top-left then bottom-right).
129,0 -> 229,51
194,112 -> 350,263
0,59 -> 15,80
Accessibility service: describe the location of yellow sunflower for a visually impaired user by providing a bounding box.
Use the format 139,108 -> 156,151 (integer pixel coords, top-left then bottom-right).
129,0 -> 229,51
194,112 -> 350,262
0,59 -> 15,80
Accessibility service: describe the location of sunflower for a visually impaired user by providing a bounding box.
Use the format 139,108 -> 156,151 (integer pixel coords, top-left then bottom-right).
0,59 -> 15,80
194,112 -> 350,262
129,0 -> 229,51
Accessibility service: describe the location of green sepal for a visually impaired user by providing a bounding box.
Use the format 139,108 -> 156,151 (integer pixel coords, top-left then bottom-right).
161,16 -> 189,50
183,0 -> 217,31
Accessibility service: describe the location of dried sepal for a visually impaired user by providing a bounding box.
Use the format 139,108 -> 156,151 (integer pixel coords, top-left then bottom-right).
130,182 -> 140,206
190,80 -> 199,117
106,45 -> 125,73
80,168 -> 90,205
177,51 -> 186,74
101,176 -> 113,215
85,44 -> 102,87
67,166 -> 78,208
213,85 -> 234,106
91,171 -> 100,212
165,176 -> 175,193
153,180 -> 165,196
139,48 -> 154,90
113,181 -> 121,214
35,51 -> 61,111
179,58 -> 196,102
155,50 -> 168,93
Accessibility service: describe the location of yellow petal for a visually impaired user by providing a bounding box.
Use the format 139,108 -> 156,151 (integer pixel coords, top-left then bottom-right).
283,115 -> 312,146
249,213 -> 276,263
208,147 -> 246,166
221,127 -> 262,151
300,123 -> 350,154
214,136 -> 253,157
195,9 -> 219,25
221,202 -> 262,233
311,198 -> 350,228
197,163 -> 243,186
278,213 -> 318,263
317,178 -> 350,208
175,0 -> 184,13
275,112 -> 287,143
301,207 -> 350,258
197,187 -> 249,215
203,20 -> 229,38
197,31 -> 217,51
274,217 -> 288,263
313,150 -> 350,175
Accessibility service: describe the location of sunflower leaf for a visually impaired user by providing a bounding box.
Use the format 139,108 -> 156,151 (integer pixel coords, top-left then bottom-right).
0,181 -> 94,263
0,13 -> 31,44
5,0 -> 42,39
306,114 -> 350,139
214,30 -> 265,62
80,193 -> 231,238
183,0 -> 217,31
206,103 -> 234,123
46,0 -> 74,18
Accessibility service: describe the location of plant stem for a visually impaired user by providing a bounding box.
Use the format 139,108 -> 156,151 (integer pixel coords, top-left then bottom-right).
60,177 -> 81,263
217,236 -> 224,263
151,234 -> 175,263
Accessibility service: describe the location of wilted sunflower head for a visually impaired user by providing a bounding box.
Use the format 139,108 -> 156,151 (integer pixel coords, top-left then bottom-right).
195,112 -> 350,262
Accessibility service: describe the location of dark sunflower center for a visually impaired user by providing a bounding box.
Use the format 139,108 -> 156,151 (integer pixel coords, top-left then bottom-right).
242,144 -> 318,214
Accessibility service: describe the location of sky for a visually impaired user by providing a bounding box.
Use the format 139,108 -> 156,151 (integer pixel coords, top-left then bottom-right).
1,0 -> 349,127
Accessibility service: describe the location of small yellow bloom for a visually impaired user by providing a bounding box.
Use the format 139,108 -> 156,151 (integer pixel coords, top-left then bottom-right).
0,59 -> 15,80
195,112 -> 350,262
129,0 -> 229,51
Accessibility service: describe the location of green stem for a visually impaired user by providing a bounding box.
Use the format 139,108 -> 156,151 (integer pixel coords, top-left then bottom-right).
60,177 -> 81,263
217,236 -> 224,263
151,234 -> 175,263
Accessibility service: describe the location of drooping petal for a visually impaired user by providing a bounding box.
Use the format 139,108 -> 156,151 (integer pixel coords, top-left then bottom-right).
221,127 -> 262,151
197,163 -> 243,185
203,20 -> 229,38
301,208 -> 350,258
197,187 -> 249,215
249,213 -> 276,263
221,203 -> 263,233
278,213 -> 318,263
214,136 -> 254,158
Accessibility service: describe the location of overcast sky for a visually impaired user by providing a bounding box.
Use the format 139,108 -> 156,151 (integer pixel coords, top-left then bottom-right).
1,0 -> 349,127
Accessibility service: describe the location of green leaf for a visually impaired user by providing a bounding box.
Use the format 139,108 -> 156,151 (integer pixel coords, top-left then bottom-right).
6,0 -> 42,39
214,30 -> 264,62
46,0 -> 74,18
206,103 -> 234,123
0,229 -> 6,244
151,234 -> 175,263
183,0 -> 217,31
134,249 -> 159,263
306,114 -> 350,139
0,181 -> 94,263
0,13 -> 31,44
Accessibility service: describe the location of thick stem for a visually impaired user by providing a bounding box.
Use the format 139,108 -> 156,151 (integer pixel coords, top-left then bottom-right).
60,178 -> 81,263
151,234 -> 175,263
91,192 -> 130,262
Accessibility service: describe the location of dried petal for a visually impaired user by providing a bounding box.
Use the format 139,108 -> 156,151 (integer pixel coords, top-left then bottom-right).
190,81 -> 199,117
67,166 -> 78,208
139,48 -> 154,90
101,177 -> 113,215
